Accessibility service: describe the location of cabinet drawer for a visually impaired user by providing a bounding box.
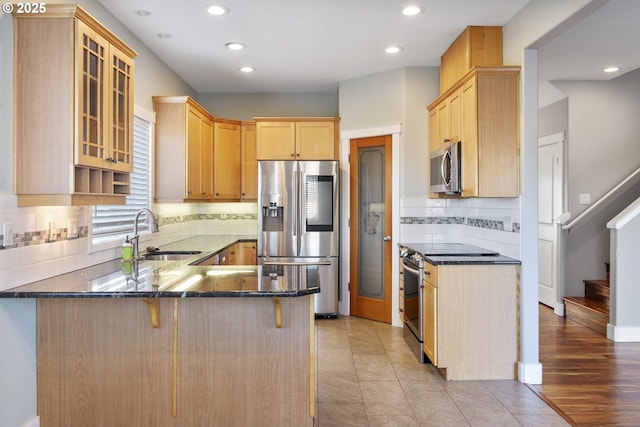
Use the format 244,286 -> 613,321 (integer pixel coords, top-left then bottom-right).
424,262 -> 437,286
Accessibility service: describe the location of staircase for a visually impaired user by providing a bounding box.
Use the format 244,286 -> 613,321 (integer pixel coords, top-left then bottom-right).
563,264 -> 610,336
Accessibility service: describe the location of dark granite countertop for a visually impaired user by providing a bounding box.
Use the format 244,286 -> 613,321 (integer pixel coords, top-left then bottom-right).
0,236 -> 319,298
399,242 -> 520,266
423,254 -> 521,265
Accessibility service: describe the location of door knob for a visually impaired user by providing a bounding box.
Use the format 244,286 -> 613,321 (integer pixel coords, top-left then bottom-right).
383,235 -> 391,241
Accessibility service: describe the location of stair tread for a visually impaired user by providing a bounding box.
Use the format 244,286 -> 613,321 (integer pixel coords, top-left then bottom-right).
563,297 -> 609,315
583,279 -> 610,288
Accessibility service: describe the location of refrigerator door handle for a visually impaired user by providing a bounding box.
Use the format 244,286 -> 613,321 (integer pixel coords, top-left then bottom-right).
292,164 -> 299,239
263,260 -> 332,266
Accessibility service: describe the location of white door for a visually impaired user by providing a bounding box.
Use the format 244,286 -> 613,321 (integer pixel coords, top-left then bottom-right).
538,132 -> 565,309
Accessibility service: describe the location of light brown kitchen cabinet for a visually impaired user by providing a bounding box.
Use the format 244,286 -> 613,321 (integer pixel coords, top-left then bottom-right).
422,262 -> 438,366
13,4 -> 136,206
428,67 -> 520,198
241,122 -> 258,200
429,88 -> 461,153
153,96 -> 214,201
213,120 -> 242,201
460,68 -> 520,197
423,262 -> 518,380
255,117 -> 340,160
440,26 -> 503,94
235,241 -> 257,265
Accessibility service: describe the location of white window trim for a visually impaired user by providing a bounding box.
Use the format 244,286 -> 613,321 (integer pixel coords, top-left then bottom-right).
89,104 -> 156,253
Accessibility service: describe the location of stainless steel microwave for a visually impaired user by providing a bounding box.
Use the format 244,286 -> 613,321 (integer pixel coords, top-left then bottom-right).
429,141 -> 461,194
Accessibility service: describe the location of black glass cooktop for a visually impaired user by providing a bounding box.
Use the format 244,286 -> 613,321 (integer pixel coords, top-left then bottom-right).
400,243 -> 499,256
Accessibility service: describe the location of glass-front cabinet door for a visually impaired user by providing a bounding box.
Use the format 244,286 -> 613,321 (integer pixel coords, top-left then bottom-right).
75,20 -> 133,172
109,49 -> 134,172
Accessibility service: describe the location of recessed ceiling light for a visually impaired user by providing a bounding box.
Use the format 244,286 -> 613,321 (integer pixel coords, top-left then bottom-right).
402,5 -> 423,16
385,46 -> 403,54
207,5 -> 229,15
133,10 -> 151,17
157,33 -> 172,39
240,66 -> 254,73
604,67 -> 620,73
226,42 -> 246,51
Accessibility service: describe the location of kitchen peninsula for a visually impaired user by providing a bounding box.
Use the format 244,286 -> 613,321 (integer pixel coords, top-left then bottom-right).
0,237 -> 317,427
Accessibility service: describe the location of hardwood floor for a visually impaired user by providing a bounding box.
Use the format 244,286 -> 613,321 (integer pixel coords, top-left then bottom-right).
530,304 -> 640,426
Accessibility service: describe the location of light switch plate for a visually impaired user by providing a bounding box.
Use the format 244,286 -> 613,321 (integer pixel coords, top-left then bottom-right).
3,223 -> 15,247
579,193 -> 591,205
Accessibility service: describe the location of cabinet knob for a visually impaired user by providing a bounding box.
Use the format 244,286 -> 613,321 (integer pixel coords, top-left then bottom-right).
290,153 -> 295,157
443,139 -> 450,143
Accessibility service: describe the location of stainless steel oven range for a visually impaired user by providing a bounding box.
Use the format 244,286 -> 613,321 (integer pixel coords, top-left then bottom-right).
399,243 -> 500,363
400,247 -> 426,363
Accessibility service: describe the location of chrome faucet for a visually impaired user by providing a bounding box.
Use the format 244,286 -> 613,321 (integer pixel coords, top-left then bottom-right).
131,209 -> 159,259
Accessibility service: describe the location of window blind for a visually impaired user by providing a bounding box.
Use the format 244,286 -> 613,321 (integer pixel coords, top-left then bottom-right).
92,113 -> 152,243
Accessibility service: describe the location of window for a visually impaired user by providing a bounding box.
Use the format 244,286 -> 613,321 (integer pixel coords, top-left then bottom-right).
91,105 -> 155,244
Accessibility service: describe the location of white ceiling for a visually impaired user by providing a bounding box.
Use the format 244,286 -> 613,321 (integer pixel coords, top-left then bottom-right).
96,0 -> 640,95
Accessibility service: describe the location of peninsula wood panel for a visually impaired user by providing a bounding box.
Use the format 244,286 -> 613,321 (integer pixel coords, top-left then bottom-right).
176,297 -> 313,427
37,298 -> 175,427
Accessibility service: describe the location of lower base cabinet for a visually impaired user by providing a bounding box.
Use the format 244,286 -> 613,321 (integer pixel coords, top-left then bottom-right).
36,297 -> 314,427
424,263 -> 518,380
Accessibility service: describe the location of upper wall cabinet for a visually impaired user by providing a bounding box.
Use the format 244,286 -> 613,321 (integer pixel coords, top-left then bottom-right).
428,67 -> 520,198
241,122 -> 257,201
13,4 -> 137,206
153,96 -> 213,202
440,26 -> 503,94
255,117 -> 340,160
213,120 -> 242,201
154,97 -> 256,203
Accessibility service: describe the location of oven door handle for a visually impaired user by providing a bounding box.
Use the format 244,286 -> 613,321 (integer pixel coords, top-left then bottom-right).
264,260 -> 332,266
402,261 -> 421,276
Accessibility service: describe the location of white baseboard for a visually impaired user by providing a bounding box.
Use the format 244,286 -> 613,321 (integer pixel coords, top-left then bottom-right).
607,324 -> 640,342
518,361 -> 543,384
553,302 -> 565,316
23,416 -> 40,427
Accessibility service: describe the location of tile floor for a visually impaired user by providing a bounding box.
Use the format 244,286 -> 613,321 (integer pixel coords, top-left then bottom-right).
316,315 -> 569,427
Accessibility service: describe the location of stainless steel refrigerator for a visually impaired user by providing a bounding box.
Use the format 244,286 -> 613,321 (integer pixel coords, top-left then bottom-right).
258,160 -> 339,317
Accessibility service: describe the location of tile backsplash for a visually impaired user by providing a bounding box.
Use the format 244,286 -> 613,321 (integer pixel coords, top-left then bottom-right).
399,196 -> 521,259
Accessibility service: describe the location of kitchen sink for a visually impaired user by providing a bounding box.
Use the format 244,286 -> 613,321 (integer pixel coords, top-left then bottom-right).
143,250 -> 202,261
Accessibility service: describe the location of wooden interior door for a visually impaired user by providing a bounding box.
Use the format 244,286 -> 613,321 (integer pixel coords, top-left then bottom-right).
349,135 -> 393,323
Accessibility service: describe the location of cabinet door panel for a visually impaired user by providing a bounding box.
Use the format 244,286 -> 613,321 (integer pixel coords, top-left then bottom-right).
76,21 -> 109,169
108,49 -> 134,172
241,123 -> 257,200
213,122 -> 241,200
186,108 -> 203,198
256,122 -> 295,159
296,121 -> 335,159
423,281 -> 437,365
201,116 -> 214,198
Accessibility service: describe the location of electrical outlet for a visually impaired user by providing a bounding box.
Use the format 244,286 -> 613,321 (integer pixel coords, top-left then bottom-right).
48,221 -> 57,242
503,216 -> 513,232
3,223 -> 15,247
68,219 -> 78,239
